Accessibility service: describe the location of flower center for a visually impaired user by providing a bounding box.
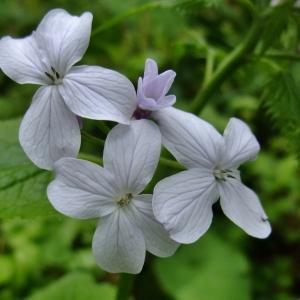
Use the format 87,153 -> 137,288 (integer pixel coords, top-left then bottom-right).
117,193 -> 133,207
213,169 -> 237,181
132,107 -> 152,120
45,66 -> 63,85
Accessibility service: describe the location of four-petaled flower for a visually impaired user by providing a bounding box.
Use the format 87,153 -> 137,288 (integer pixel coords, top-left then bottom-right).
134,58 -> 176,119
47,120 -> 178,274
0,9 -> 137,170
153,108 -> 271,243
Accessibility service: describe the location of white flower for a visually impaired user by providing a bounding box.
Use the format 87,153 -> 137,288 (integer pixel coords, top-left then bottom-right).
0,9 -> 137,170
133,58 -> 176,119
152,108 -> 271,243
47,119 -> 178,274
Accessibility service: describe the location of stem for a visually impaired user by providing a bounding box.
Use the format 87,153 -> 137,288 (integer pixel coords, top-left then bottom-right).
116,273 -> 135,300
78,153 -> 103,165
160,156 -> 185,170
263,53 -> 300,62
82,131 -> 182,170
81,130 -> 105,146
92,1 -> 171,36
203,48 -> 215,86
97,121 -> 111,135
190,16 -> 265,114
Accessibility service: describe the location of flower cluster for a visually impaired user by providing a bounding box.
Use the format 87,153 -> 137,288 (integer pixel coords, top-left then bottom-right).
0,9 -> 271,274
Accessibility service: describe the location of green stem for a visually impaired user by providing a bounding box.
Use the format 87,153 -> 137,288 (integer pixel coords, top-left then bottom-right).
97,121 -> 111,135
82,131 -> 182,170
203,48 -> 215,86
190,16 -> 265,114
78,153 -> 103,165
160,156 -> 185,170
263,53 -> 300,62
81,130 -> 105,146
92,1 -> 171,36
116,273 -> 135,300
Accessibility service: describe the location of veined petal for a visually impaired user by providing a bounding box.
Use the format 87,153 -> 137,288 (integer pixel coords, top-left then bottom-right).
218,178 -> 271,239
144,58 -> 158,82
47,157 -> 118,219
35,9 -> 92,75
153,168 -> 218,244
60,66 -> 137,124
19,86 -> 80,170
144,70 -> 176,100
221,118 -> 260,169
153,107 -> 223,169
156,95 -> 176,109
92,209 -> 146,274
138,97 -> 158,111
103,120 -> 161,194
0,35 -> 48,84
129,194 -> 179,257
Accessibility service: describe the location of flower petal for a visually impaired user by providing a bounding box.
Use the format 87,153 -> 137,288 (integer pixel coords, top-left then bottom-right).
35,9 -> 93,75
103,120 -> 161,194
92,209 -> 146,274
19,86 -> 80,170
47,157 -> 118,219
156,95 -> 176,109
153,107 -> 223,169
0,35 -> 48,84
144,70 -> 176,100
153,168 -> 218,244
60,66 -> 137,124
144,58 -> 158,82
129,194 -> 179,257
221,118 -> 260,169
218,178 -> 271,238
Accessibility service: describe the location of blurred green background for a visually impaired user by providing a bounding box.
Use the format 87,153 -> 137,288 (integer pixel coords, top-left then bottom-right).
0,0 -> 299,299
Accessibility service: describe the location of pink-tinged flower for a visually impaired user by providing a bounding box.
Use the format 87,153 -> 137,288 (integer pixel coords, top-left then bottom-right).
134,58 -> 176,119
47,120 -> 178,274
153,108 -> 271,243
0,9 -> 137,170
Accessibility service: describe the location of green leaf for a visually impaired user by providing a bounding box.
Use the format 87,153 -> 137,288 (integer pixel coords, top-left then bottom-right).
26,272 -> 116,300
259,4 -> 293,54
0,118 -> 57,219
262,70 -> 300,158
154,233 -> 250,300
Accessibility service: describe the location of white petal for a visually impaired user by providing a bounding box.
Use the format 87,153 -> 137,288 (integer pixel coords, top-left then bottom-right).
35,9 -> 92,74
218,178 -> 271,239
129,195 -> 179,257
19,86 -> 80,170
60,66 -> 137,124
221,118 -> 260,169
153,168 -> 218,244
92,209 -> 146,274
103,120 -> 161,194
0,35 -> 48,84
144,58 -> 158,81
153,107 -> 223,169
47,157 -> 118,219
143,70 -> 176,100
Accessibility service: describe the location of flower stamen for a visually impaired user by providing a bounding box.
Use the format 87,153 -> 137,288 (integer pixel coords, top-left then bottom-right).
213,169 -> 237,181
117,193 -> 133,207
45,66 -> 61,84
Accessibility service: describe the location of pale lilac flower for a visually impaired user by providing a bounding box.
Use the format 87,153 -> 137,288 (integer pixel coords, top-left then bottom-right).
47,120 -> 178,274
0,9 -> 137,170
153,108 -> 271,243
134,59 -> 176,119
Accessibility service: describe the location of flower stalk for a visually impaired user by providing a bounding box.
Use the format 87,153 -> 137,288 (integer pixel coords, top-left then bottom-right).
116,273 -> 135,300
190,15 -> 266,114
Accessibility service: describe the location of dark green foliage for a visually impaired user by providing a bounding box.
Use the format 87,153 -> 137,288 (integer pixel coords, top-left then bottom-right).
0,1 -> 299,300
263,71 -> 300,158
